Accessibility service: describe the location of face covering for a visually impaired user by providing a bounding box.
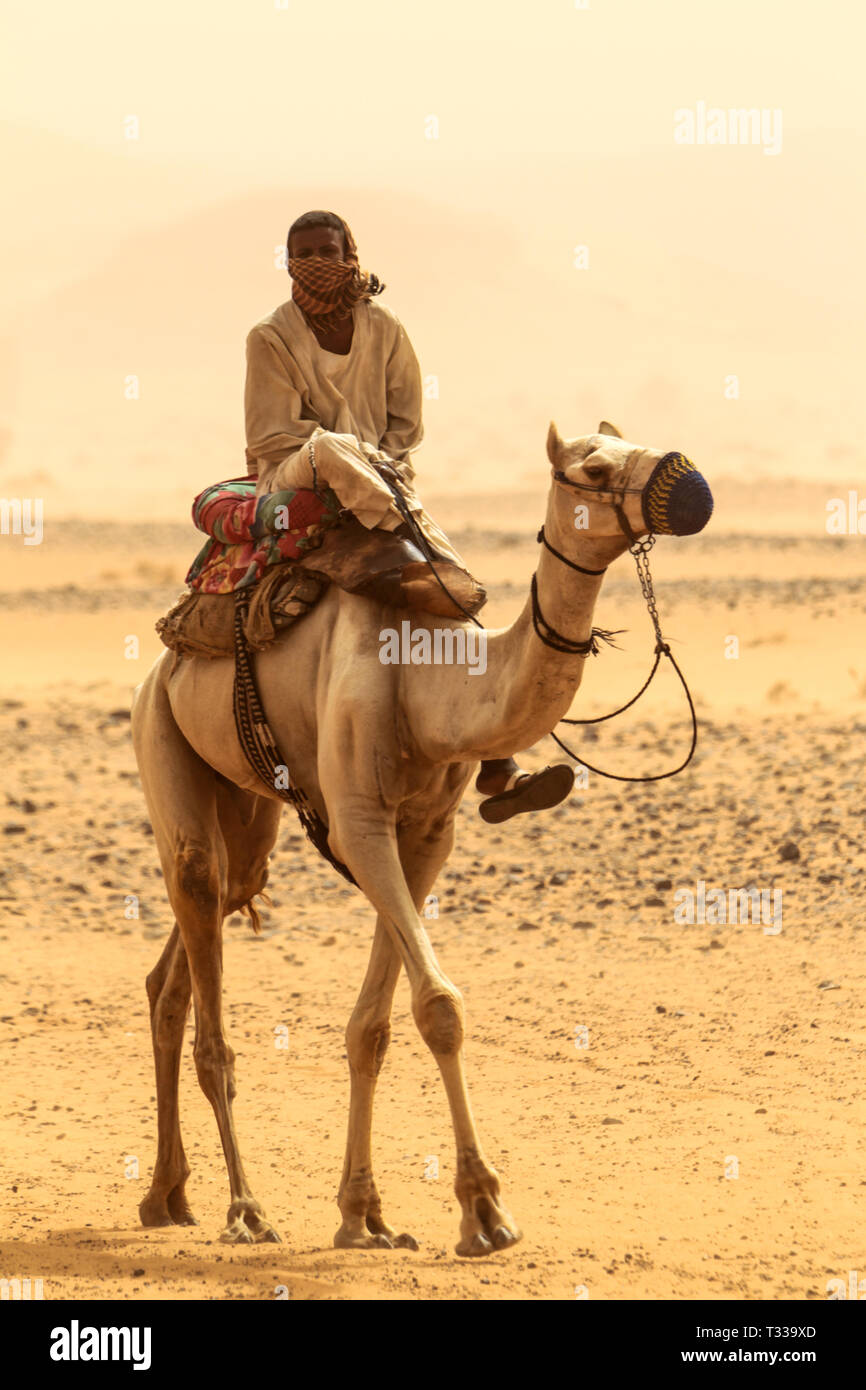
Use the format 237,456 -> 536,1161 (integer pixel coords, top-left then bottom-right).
288,254 -> 364,332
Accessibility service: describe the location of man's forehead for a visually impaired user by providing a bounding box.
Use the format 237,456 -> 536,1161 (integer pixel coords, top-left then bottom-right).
291,225 -> 342,246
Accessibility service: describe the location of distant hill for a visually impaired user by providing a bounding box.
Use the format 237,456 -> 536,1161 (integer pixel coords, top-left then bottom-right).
1,125 -> 862,517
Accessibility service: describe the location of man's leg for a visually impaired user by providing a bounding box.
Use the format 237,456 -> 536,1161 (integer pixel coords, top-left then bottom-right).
265,432 -> 402,530
476,759 -> 574,824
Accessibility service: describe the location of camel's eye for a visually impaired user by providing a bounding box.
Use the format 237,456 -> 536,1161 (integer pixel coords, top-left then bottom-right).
583,462 -> 607,481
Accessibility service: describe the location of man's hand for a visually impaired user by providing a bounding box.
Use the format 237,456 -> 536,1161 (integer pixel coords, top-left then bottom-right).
374,461 -> 401,488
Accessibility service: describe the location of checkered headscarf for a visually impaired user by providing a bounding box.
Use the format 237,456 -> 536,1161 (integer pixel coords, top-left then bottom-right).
287,214 -> 384,331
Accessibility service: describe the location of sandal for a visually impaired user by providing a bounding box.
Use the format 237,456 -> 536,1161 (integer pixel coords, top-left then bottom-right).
478,764 -> 575,824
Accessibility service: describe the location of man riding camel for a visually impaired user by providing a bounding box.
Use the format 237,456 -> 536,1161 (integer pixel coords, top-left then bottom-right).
243,208 -> 574,823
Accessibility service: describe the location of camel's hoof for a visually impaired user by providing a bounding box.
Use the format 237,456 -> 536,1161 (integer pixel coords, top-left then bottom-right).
456,1199 -> 522,1258
220,1222 -> 281,1245
139,1195 -> 173,1228
220,1201 -> 281,1245
140,1181 -> 197,1229
492,1224 -> 519,1251
166,1192 -> 198,1226
333,1229 -> 393,1250
334,1226 -> 419,1250
390,1232 -> 420,1251
457,1231 -> 494,1258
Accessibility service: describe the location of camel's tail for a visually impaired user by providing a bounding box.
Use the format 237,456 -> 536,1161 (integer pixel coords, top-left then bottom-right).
241,889 -> 272,935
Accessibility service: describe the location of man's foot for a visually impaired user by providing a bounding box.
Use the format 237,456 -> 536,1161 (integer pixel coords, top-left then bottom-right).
478,764 -> 575,824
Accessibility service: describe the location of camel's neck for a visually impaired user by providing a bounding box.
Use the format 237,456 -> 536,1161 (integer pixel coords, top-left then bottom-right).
408,491 -> 632,763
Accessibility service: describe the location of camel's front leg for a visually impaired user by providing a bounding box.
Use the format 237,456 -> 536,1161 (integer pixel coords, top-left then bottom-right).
326,788 -> 521,1258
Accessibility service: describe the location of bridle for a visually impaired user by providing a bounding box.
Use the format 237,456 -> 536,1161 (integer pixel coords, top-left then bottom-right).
532,454 -> 699,782
531,449 -> 646,654
353,440 -> 698,783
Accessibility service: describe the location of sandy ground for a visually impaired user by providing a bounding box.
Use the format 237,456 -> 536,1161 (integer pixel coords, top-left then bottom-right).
1,502 -> 864,1300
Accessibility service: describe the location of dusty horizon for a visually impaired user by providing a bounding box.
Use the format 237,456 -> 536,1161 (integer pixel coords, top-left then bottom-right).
2,0 -> 864,522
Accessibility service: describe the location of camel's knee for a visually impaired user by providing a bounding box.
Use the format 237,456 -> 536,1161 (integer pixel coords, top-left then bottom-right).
173,840 -> 221,915
345,1016 -> 391,1077
414,988 -> 464,1056
193,1035 -> 236,1100
145,964 -> 165,1010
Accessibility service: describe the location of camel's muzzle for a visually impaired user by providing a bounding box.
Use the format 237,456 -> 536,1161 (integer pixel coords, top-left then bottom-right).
642,452 -> 713,536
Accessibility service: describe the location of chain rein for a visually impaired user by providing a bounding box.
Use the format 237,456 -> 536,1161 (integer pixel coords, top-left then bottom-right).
536,470 -> 698,782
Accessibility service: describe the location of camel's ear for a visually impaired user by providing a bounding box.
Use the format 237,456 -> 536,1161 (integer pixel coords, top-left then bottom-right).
546,420 -> 564,467
598,420 -> 623,438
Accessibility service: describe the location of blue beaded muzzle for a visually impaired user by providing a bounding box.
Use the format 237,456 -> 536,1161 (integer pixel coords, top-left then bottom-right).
642,452 -> 713,536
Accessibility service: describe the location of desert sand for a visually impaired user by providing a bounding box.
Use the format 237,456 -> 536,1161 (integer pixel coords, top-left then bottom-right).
1,486 -> 864,1301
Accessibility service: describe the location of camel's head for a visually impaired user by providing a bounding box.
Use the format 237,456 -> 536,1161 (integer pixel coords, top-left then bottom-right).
546,420 -> 713,543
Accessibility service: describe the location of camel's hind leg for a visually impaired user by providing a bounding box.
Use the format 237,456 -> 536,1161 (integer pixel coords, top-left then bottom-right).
132,662 -> 280,1245
139,922 -> 195,1227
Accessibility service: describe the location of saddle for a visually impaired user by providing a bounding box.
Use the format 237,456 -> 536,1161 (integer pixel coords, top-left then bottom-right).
156,482 -> 487,660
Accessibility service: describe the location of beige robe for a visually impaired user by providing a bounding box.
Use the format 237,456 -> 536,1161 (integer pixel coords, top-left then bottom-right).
245,297 -> 443,536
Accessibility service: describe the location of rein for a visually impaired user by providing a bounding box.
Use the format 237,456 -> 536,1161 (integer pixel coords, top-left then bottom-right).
533,468 -> 699,782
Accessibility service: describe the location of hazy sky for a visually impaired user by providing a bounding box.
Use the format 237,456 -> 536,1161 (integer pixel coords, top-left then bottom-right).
5,0 -> 863,177
2,0 -> 863,510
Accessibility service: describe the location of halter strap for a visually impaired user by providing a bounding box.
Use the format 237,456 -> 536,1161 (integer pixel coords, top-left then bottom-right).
536,526 -> 608,576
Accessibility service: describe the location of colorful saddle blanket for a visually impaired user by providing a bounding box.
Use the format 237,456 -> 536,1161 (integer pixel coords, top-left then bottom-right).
187,478 -> 341,594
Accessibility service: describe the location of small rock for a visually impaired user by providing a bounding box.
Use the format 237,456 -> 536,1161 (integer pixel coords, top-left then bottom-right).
517,920 -> 539,931
818,980 -> 841,991
779,840 -> 801,862
654,878 -> 673,891
602,1117 -> 623,1125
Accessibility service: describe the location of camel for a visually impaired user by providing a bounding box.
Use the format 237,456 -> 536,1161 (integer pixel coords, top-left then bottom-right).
130,420 -> 712,1255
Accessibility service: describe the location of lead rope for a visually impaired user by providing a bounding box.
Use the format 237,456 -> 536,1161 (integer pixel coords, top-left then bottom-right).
232,586 -> 358,885
542,529 -> 699,782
